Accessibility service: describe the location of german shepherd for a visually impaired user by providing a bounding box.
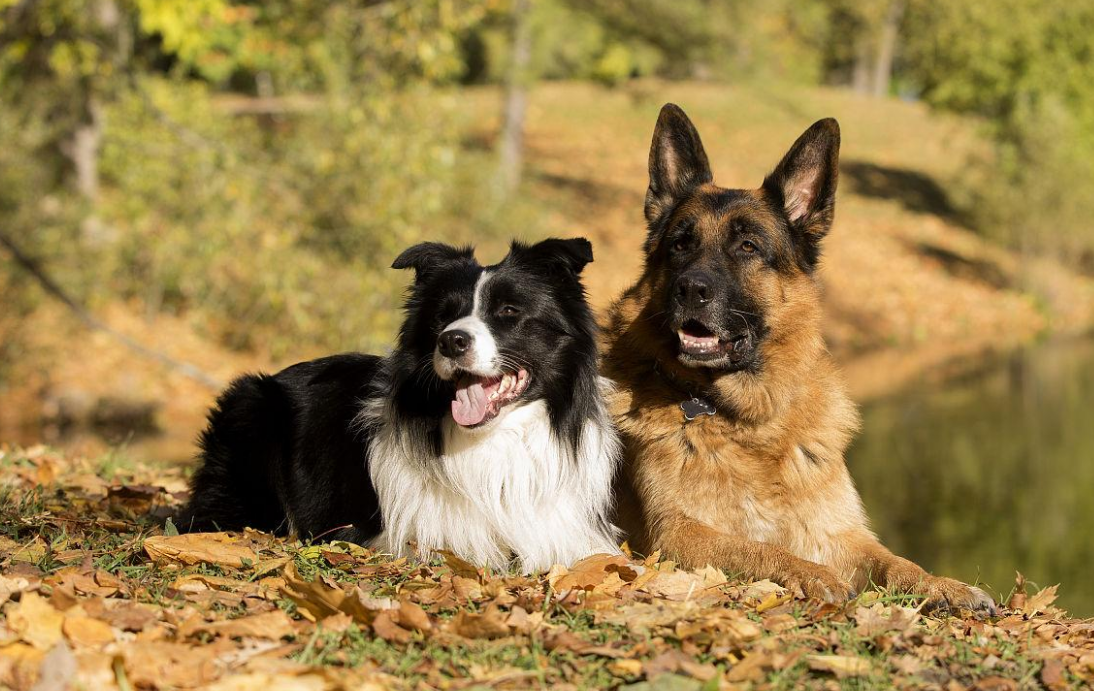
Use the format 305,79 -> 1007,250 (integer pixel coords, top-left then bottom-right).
603,104 -> 995,611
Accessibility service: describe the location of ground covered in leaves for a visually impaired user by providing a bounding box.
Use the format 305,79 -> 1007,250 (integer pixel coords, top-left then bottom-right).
1,446 -> 1091,690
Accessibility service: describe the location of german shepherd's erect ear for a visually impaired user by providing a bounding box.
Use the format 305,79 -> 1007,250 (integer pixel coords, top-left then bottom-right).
645,104 -> 713,230
762,119 -> 841,266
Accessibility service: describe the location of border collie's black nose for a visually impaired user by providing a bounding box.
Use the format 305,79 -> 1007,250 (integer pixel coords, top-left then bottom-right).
438,329 -> 472,357
676,272 -> 714,308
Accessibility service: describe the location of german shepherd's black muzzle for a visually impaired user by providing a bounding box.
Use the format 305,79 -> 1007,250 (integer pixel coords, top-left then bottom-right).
670,267 -> 763,371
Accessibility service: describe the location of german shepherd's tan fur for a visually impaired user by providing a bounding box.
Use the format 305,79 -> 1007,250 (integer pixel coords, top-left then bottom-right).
604,104 -> 995,611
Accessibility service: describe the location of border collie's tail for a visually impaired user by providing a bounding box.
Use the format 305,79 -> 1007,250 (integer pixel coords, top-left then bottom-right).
177,374 -> 293,534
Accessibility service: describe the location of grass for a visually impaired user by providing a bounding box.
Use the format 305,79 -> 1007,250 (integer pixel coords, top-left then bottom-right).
0,445 -> 1090,690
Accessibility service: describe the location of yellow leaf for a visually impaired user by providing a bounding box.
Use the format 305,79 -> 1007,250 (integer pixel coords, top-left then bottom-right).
807,654 -> 872,677
62,615 -> 115,647
7,592 -> 64,650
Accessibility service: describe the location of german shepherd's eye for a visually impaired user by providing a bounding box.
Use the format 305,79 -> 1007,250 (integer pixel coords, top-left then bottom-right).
739,240 -> 759,255
496,304 -> 521,318
671,235 -> 696,254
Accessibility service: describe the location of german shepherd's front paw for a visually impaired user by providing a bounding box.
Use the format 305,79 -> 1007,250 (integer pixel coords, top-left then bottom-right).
783,565 -> 856,604
920,576 -> 998,616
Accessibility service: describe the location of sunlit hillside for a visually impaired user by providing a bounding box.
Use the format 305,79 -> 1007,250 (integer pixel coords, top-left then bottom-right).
3,81 -> 1093,461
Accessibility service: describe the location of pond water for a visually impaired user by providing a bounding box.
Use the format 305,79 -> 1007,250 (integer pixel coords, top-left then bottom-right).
847,337 -> 1094,616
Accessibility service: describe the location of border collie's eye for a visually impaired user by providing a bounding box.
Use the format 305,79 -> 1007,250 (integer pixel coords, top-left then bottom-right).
740,240 -> 758,254
497,305 -> 520,318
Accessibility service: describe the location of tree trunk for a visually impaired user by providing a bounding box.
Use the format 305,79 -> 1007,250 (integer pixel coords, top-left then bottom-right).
871,0 -> 905,98
497,0 -> 532,196
851,35 -> 871,94
66,98 -> 103,203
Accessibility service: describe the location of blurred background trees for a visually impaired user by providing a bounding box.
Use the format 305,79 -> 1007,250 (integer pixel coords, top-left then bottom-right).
2,0 -> 1093,359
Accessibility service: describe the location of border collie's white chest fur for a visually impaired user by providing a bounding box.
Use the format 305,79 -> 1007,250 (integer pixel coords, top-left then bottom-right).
366,398 -> 619,572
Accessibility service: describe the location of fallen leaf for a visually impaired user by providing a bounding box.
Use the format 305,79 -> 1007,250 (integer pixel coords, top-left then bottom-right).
144,533 -> 258,568
807,654 -> 872,678
453,604 -> 510,639
372,610 -> 413,644
181,611 -> 297,641
0,574 -> 36,607
435,549 -> 480,579
973,676 -> 1018,691
7,591 -> 64,650
279,563 -> 393,624
171,573 -> 256,594
396,600 -> 431,633
32,639 -> 77,690
854,603 -> 920,637
1041,658 -> 1067,691
62,615 -> 116,647
551,553 -> 633,592
641,570 -> 708,601
608,659 -> 643,677
1023,584 -> 1060,615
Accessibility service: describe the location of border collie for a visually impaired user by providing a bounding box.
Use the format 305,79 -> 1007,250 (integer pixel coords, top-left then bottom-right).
179,238 -> 620,572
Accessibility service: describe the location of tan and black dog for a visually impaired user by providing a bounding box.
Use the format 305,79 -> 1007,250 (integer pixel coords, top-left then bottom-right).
603,104 -> 995,611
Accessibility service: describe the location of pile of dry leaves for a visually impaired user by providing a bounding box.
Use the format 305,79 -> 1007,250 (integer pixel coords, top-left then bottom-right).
1,445 -> 1091,690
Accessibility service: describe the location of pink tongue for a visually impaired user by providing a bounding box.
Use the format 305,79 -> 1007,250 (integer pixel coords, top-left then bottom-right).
452,381 -> 490,426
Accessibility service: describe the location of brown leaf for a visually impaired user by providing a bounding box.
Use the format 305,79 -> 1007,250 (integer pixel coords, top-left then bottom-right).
973,677 -> 1018,691
1041,658 -> 1067,691
279,563 -> 393,625
641,570 -> 708,601
807,654 -> 872,678
122,641 -> 229,689
321,551 -> 355,567
435,549 -> 481,579
453,604 -> 510,639
144,533 -> 258,568
726,650 -> 776,682
396,600 -> 432,634
763,613 -> 799,634
171,573 -> 256,594
1022,584 -> 1060,615
551,553 -> 633,592
181,611 -> 297,641
853,603 -> 920,637
372,610 -> 413,644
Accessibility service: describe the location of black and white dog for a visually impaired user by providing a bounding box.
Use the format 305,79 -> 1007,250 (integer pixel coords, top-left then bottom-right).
179,238 -> 620,572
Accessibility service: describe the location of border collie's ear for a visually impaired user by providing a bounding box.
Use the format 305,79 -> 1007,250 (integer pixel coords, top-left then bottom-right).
516,237 -> 594,275
391,242 -> 474,282
763,118 -> 840,243
646,104 -> 712,226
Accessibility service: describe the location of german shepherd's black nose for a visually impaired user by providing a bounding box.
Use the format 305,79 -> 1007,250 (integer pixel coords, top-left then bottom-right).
438,329 -> 472,357
675,272 -> 715,309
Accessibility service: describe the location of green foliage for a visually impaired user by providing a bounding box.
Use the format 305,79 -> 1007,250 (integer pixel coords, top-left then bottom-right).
902,0 -> 1094,267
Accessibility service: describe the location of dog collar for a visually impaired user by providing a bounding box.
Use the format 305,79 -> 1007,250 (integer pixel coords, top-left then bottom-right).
653,363 -> 717,422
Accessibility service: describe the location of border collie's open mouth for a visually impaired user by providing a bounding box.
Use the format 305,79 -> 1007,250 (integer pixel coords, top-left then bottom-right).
451,369 -> 530,428
677,319 -> 752,361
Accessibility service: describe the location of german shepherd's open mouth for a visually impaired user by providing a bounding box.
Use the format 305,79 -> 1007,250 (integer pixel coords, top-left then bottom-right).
676,319 -> 754,364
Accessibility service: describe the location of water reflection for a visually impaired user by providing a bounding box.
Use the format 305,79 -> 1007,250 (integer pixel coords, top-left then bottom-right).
848,337 -> 1094,616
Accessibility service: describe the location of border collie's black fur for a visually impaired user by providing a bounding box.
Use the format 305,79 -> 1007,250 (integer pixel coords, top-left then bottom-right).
180,238 -> 620,572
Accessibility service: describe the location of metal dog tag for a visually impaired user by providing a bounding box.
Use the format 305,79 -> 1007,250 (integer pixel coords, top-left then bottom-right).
680,397 -> 716,421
